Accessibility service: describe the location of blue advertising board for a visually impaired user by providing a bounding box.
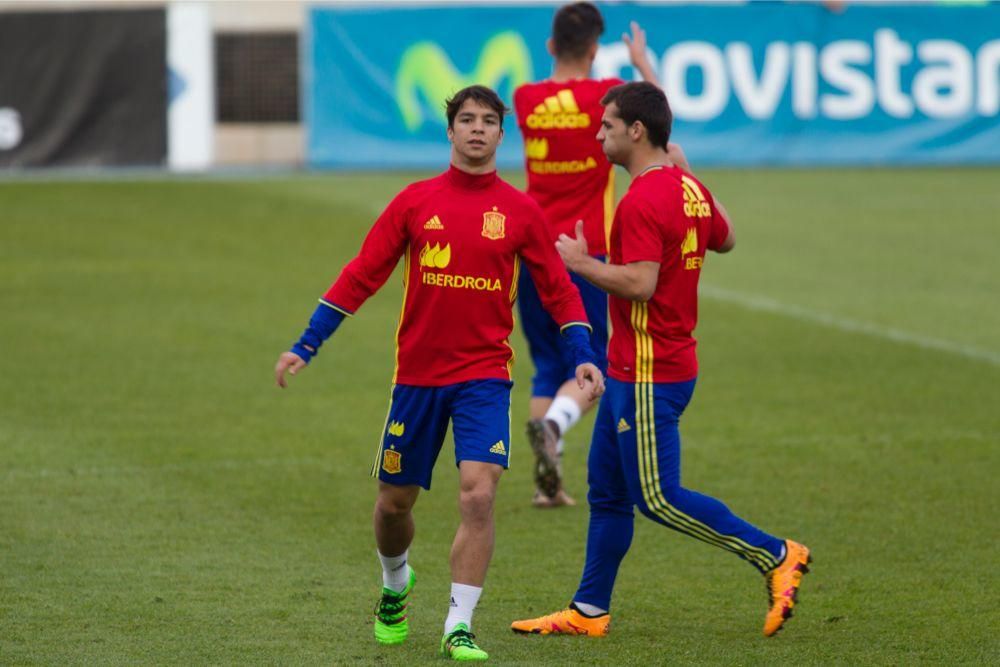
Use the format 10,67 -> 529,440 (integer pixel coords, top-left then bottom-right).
306,2 -> 1000,168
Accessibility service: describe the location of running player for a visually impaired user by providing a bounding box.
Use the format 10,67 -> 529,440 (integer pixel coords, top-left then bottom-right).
514,2 -> 657,507
510,82 -> 811,639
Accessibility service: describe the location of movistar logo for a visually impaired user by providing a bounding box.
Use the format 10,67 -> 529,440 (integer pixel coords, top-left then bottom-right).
395,32 -> 534,131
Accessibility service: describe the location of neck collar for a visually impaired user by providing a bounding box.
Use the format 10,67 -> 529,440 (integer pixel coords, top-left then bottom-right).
447,164 -> 497,190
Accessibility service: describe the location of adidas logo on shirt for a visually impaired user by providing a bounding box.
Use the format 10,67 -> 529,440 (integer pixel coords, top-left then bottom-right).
681,176 -> 712,219
617,418 -> 631,433
489,441 -> 507,455
424,215 -> 444,230
526,89 -> 590,130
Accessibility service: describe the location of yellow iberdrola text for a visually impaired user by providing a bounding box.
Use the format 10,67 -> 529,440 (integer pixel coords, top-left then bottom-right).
528,156 -> 598,175
422,272 -> 502,292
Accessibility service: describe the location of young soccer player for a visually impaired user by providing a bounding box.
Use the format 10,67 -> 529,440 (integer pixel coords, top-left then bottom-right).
510,82 -> 811,638
514,2 -> 657,507
275,86 -> 605,661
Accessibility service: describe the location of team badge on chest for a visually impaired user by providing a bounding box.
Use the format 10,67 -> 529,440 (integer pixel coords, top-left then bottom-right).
482,207 -> 506,240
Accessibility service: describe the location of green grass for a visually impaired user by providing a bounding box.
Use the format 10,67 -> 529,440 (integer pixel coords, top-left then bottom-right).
1,168 -> 998,665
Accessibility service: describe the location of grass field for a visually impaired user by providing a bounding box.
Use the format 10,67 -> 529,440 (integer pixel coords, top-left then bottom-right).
2,168 -> 998,665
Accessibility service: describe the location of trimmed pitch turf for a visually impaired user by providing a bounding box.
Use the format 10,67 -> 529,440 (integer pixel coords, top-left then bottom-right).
1,168 -> 997,664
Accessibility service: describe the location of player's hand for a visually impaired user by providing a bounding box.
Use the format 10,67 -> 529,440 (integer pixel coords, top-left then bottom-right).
623,21 -> 649,69
556,220 -> 589,272
275,351 -> 307,388
667,142 -> 693,175
575,362 -> 606,400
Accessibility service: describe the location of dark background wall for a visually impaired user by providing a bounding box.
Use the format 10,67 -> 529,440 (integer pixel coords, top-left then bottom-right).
0,9 -> 167,168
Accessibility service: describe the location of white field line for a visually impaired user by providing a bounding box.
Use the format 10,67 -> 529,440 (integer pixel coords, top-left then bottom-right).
3,456 -> 334,483
700,284 -> 1000,368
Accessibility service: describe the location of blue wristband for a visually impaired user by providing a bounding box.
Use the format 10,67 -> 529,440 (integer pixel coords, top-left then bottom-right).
290,301 -> 348,363
561,322 -> 597,368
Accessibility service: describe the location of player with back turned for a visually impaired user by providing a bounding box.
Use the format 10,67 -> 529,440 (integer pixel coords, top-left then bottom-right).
510,82 -> 811,639
274,85 -> 604,661
514,1 -> 658,507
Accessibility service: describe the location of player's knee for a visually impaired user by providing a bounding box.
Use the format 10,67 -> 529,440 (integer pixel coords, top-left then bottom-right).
587,490 -> 632,516
375,488 -> 417,518
458,487 -> 496,521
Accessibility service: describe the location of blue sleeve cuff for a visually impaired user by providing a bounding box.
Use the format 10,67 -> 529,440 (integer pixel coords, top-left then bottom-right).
561,323 -> 597,368
290,302 -> 347,363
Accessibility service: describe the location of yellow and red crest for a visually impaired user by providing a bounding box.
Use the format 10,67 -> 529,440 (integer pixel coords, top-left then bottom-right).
482,207 -> 506,241
382,448 -> 402,474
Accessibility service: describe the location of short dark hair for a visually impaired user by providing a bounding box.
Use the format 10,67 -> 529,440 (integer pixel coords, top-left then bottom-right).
445,85 -> 509,129
552,2 -> 604,60
601,82 -> 673,148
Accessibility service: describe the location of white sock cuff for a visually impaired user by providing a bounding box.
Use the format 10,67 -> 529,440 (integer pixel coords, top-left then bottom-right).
451,582 -> 483,598
545,395 -> 582,436
377,548 -> 408,569
377,549 -> 410,592
444,583 -> 483,634
573,601 -> 608,617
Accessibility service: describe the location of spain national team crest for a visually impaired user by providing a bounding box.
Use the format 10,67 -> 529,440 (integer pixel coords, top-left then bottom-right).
382,448 -> 402,474
482,207 -> 506,240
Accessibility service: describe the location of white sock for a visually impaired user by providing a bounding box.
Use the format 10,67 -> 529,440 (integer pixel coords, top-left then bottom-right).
444,582 -> 483,633
377,549 -> 410,593
545,396 -> 582,438
572,601 -> 608,617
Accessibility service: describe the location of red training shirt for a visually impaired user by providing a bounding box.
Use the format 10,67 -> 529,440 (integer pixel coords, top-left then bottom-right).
607,165 -> 731,384
514,78 -> 623,255
323,166 -> 590,386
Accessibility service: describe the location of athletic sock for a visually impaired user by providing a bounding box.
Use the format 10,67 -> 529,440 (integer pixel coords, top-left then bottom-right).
377,549 -> 410,593
571,601 -> 608,617
545,395 -> 582,439
444,583 -> 483,634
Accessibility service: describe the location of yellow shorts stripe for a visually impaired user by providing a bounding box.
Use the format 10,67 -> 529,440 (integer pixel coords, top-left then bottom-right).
371,385 -> 396,478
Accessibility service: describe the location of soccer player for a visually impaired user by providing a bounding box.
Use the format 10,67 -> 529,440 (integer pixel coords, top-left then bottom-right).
513,2 -> 658,507
510,82 -> 811,638
274,85 -> 604,662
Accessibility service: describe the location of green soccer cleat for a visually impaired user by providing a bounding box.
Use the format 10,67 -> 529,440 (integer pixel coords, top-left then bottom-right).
440,623 -> 489,661
373,569 -> 415,645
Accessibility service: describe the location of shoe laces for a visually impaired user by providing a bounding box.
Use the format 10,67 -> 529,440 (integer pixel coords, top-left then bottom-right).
446,628 -> 478,649
374,589 -> 407,623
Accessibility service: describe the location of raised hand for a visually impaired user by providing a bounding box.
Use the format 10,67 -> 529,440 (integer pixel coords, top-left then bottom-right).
555,220 -> 589,272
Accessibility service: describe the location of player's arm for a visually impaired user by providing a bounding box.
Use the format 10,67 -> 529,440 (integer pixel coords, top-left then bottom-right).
667,142 -> 735,253
623,21 -> 658,85
275,195 -> 409,388
556,221 -> 659,302
519,207 -> 605,399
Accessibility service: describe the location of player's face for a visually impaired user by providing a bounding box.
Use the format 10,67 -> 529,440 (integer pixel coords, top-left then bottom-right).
597,102 -> 629,165
447,100 -> 503,165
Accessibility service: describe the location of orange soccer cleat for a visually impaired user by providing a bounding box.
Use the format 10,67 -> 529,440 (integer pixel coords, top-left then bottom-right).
511,606 -> 610,637
763,540 -> 812,636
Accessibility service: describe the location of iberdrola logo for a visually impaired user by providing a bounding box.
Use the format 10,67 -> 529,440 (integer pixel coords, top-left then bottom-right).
681,228 -> 698,257
420,242 -> 452,269
395,32 -> 533,132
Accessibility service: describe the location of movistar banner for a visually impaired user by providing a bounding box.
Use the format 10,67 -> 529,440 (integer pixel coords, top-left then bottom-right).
306,3 -> 1000,168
